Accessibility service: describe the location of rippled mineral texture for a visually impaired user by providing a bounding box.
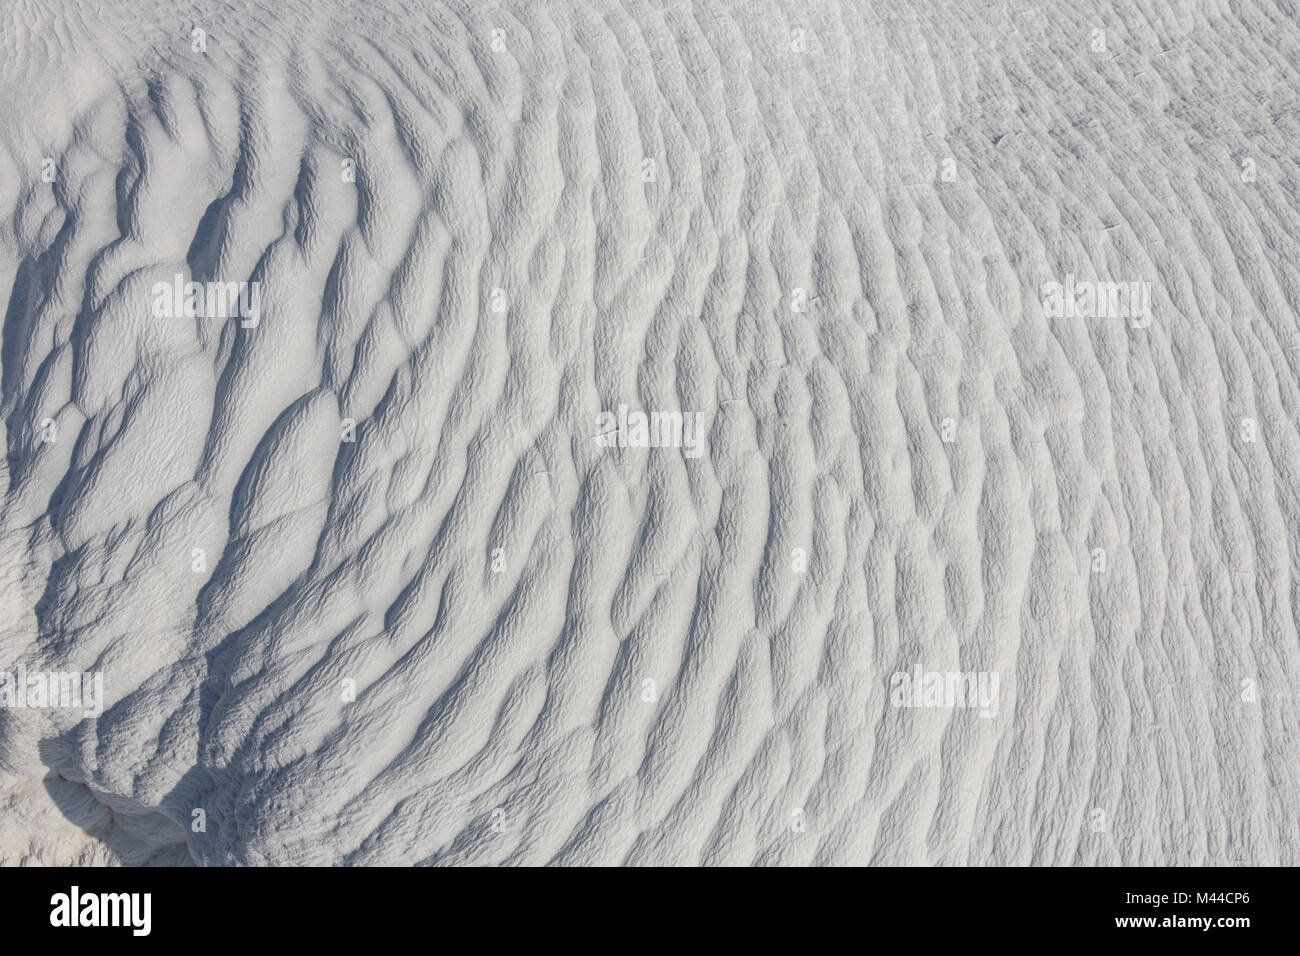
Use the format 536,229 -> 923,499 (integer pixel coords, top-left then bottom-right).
1,0 -> 1298,866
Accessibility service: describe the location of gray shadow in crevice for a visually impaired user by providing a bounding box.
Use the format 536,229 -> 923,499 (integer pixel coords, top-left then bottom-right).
36,755 -> 195,866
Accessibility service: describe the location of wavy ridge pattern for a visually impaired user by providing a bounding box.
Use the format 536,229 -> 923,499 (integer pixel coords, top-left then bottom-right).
0,0 -> 1297,865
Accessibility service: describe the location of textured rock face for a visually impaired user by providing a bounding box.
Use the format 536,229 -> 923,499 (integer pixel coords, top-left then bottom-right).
0,0 -> 1298,866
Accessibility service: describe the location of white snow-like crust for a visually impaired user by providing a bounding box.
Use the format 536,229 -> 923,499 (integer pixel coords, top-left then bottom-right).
0,0 -> 1298,865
